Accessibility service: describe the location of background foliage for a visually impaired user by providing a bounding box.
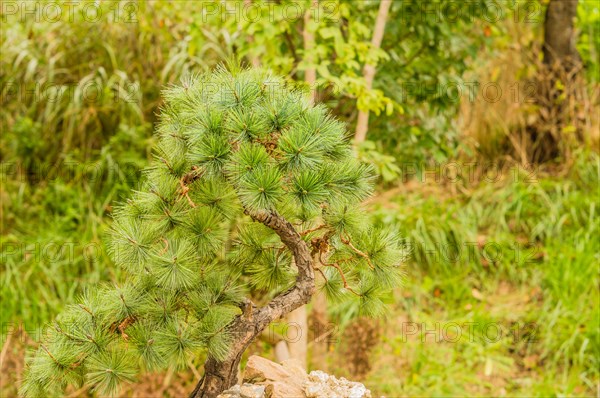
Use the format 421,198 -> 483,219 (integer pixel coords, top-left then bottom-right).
1,0 -> 598,396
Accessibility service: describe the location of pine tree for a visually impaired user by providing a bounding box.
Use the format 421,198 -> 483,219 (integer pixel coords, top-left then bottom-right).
21,65 -> 405,398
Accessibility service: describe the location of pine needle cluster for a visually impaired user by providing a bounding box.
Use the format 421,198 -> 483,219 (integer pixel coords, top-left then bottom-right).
21,65 -> 405,397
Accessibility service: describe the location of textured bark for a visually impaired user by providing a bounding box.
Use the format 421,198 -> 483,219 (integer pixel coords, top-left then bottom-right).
190,210 -> 315,398
354,0 -> 393,143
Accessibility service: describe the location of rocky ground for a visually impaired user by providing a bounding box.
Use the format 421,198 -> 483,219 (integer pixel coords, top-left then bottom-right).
217,356 -> 373,398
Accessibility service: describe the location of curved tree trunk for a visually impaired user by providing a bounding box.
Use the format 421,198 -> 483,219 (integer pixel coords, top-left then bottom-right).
190,210 -> 315,398
189,354 -> 245,398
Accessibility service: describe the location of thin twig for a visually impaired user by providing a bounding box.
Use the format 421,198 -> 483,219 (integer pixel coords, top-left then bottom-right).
160,157 -> 175,173
321,263 -> 361,296
178,166 -> 204,208
300,224 -> 327,236
160,237 -> 169,254
118,316 -> 136,341
179,177 -> 197,208
311,325 -> 336,345
340,234 -> 375,270
315,267 -> 328,281
78,304 -> 94,317
318,252 -> 360,296
40,345 -> 60,365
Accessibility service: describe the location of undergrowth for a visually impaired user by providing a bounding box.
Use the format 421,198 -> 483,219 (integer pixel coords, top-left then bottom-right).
356,151 -> 599,396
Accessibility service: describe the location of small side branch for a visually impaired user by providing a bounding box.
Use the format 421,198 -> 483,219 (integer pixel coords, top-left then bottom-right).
179,178 -> 197,208
300,224 -> 327,236
340,234 -> 375,270
179,166 -> 204,208
318,252 -> 360,296
117,316 -> 136,340
40,345 -> 60,365
320,262 -> 361,297
315,267 -> 327,281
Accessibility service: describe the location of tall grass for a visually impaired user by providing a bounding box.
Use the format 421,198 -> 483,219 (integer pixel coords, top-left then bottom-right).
0,1 -> 209,168
365,151 -> 599,396
0,1 -> 213,331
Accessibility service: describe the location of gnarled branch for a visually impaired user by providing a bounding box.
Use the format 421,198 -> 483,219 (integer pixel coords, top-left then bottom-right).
191,210 -> 315,398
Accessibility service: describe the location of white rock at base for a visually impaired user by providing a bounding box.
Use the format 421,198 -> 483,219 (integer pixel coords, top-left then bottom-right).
240,383 -> 266,398
217,384 -> 242,398
218,356 -> 372,398
304,370 -> 372,398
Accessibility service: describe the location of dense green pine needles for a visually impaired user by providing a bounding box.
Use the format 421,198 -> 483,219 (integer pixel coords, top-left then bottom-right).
21,65 -> 405,397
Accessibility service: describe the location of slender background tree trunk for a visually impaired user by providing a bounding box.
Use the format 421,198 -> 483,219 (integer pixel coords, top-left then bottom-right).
310,287 -> 329,371
543,0 -> 580,71
530,0 -> 582,162
303,0 -> 318,103
284,0 -> 319,370
244,0 -> 261,67
287,306 -> 308,368
354,0 -> 392,144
